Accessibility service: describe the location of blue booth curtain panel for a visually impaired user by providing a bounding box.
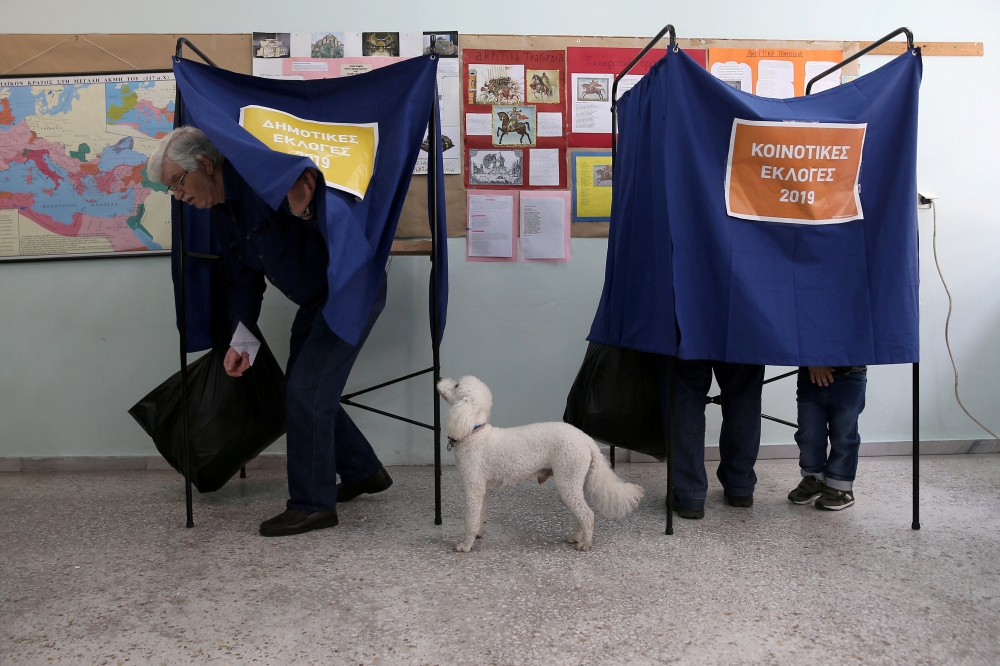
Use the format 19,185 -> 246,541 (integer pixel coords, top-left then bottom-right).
171,54 -> 448,352
589,48 -> 922,367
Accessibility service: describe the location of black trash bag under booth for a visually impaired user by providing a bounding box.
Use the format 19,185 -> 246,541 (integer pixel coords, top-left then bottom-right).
563,342 -> 666,461
129,338 -> 286,493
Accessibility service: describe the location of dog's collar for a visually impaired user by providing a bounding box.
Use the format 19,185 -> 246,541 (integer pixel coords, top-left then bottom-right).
447,423 -> 485,451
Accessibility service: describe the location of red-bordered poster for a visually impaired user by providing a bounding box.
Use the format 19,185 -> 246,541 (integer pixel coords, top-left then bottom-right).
462,49 -> 567,189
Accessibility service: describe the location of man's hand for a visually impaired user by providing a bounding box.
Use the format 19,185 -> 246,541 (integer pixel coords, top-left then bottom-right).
224,346 -> 251,377
287,167 -> 318,218
808,366 -> 835,387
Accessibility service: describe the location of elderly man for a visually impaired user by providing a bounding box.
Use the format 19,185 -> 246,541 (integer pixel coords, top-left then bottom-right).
147,126 -> 393,537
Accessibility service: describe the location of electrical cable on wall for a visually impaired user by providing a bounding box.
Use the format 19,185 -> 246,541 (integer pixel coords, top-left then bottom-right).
929,199 -> 999,441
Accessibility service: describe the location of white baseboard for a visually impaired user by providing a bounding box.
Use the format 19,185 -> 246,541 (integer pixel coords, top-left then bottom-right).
615,438 -> 999,463
0,453 -> 289,473
2,439 -> 997,472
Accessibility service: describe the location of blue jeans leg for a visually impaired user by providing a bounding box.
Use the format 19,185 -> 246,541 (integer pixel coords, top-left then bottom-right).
713,362 -> 764,497
658,358 -> 713,505
795,380 -> 830,480
794,371 -> 866,491
284,276 -> 388,512
824,374 -> 866,490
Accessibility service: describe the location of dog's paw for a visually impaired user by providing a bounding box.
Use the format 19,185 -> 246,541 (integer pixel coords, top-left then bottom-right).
564,533 -> 580,544
453,542 -> 474,552
575,541 -> 592,552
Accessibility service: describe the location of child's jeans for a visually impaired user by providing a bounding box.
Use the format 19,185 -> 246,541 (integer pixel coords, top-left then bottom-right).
794,368 -> 867,491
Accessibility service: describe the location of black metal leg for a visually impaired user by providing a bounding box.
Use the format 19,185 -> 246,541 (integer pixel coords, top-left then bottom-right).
429,65 -> 443,527
912,362 -> 920,530
172,87 -> 195,530
177,198 -> 194,530
434,362 -> 442,526
240,466 -> 246,479
610,446 -> 616,469
666,355 -> 676,535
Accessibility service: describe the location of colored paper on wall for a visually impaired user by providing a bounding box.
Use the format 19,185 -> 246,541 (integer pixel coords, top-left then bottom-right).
463,49 -> 567,189
708,48 -> 844,98
467,189 -> 518,262
520,190 -> 571,262
572,151 -> 613,221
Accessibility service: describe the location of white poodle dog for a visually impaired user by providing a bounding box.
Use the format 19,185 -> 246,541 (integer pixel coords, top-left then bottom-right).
437,375 -> 644,552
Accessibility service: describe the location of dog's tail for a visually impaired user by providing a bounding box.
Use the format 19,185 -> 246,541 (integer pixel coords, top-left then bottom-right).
585,440 -> 644,518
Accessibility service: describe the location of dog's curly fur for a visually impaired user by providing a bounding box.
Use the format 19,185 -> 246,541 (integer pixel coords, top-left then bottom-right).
437,375 -> 645,552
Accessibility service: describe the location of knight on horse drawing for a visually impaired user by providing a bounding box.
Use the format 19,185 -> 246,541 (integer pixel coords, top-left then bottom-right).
496,109 -> 532,144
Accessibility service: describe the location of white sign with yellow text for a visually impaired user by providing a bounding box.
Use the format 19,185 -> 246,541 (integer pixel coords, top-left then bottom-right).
238,105 -> 379,200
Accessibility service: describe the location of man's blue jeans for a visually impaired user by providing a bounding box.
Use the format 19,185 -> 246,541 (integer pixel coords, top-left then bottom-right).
795,369 -> 867,491
284,275 -> 387,513
658,358 -> 764,505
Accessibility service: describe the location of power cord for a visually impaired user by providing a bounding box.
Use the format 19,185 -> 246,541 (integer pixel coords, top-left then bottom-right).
929,199 -> 999,441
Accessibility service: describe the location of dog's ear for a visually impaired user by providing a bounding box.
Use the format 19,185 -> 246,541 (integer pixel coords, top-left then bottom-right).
445,400 -> 480,441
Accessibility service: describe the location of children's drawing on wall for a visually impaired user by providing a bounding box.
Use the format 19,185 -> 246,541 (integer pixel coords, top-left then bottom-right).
474,65 -> 525,105
593,163 -> 613,186
576,76 -> 609,101
527,69 -> 560,104
469,149 -> 524,186
362,32 -> 400,57
493,105 -> 536,146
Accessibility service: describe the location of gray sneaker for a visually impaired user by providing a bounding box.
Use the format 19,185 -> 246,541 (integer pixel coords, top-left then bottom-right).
787,476 -> 826,505
815,487 -> 855,511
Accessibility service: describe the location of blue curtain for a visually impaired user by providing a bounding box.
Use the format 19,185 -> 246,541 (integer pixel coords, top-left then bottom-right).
590,48 -> 921,366
171,55 -> 448,351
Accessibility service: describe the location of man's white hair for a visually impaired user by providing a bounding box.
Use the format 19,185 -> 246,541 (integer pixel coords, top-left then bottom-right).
146,126 -> 224,182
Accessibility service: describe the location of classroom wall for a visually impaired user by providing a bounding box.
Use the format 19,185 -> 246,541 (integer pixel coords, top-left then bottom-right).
1,1 -> 998,465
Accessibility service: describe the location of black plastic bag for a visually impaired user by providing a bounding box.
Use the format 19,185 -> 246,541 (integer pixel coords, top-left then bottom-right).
563,342 -> 666,461
129,338 -> 286,492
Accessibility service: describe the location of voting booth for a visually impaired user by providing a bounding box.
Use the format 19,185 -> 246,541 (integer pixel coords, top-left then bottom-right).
166,39 -> 449,527
569,27 -> 924,533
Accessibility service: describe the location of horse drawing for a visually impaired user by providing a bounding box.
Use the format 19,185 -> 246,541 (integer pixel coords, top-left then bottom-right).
594,165 -> 613,185
496,110 -> 532,145
479,74 -> 522,105
580,79 -> 606,100
529,73 -> 553,100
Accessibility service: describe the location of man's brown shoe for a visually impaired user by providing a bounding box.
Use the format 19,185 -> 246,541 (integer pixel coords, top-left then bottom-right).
336,467 -> 393,503
259,508 -> 339,537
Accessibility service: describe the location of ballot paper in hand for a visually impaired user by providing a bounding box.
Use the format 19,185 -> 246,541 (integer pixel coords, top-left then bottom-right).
230,322 -> 262,366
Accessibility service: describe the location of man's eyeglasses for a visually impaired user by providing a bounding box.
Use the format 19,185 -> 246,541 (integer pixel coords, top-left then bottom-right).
166,170 -> 190,193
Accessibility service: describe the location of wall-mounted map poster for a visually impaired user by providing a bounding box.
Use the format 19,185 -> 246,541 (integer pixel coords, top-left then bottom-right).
0,71 -> 175,261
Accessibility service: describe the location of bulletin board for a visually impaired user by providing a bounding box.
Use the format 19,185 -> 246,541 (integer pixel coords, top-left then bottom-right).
0,33 -> 983,240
